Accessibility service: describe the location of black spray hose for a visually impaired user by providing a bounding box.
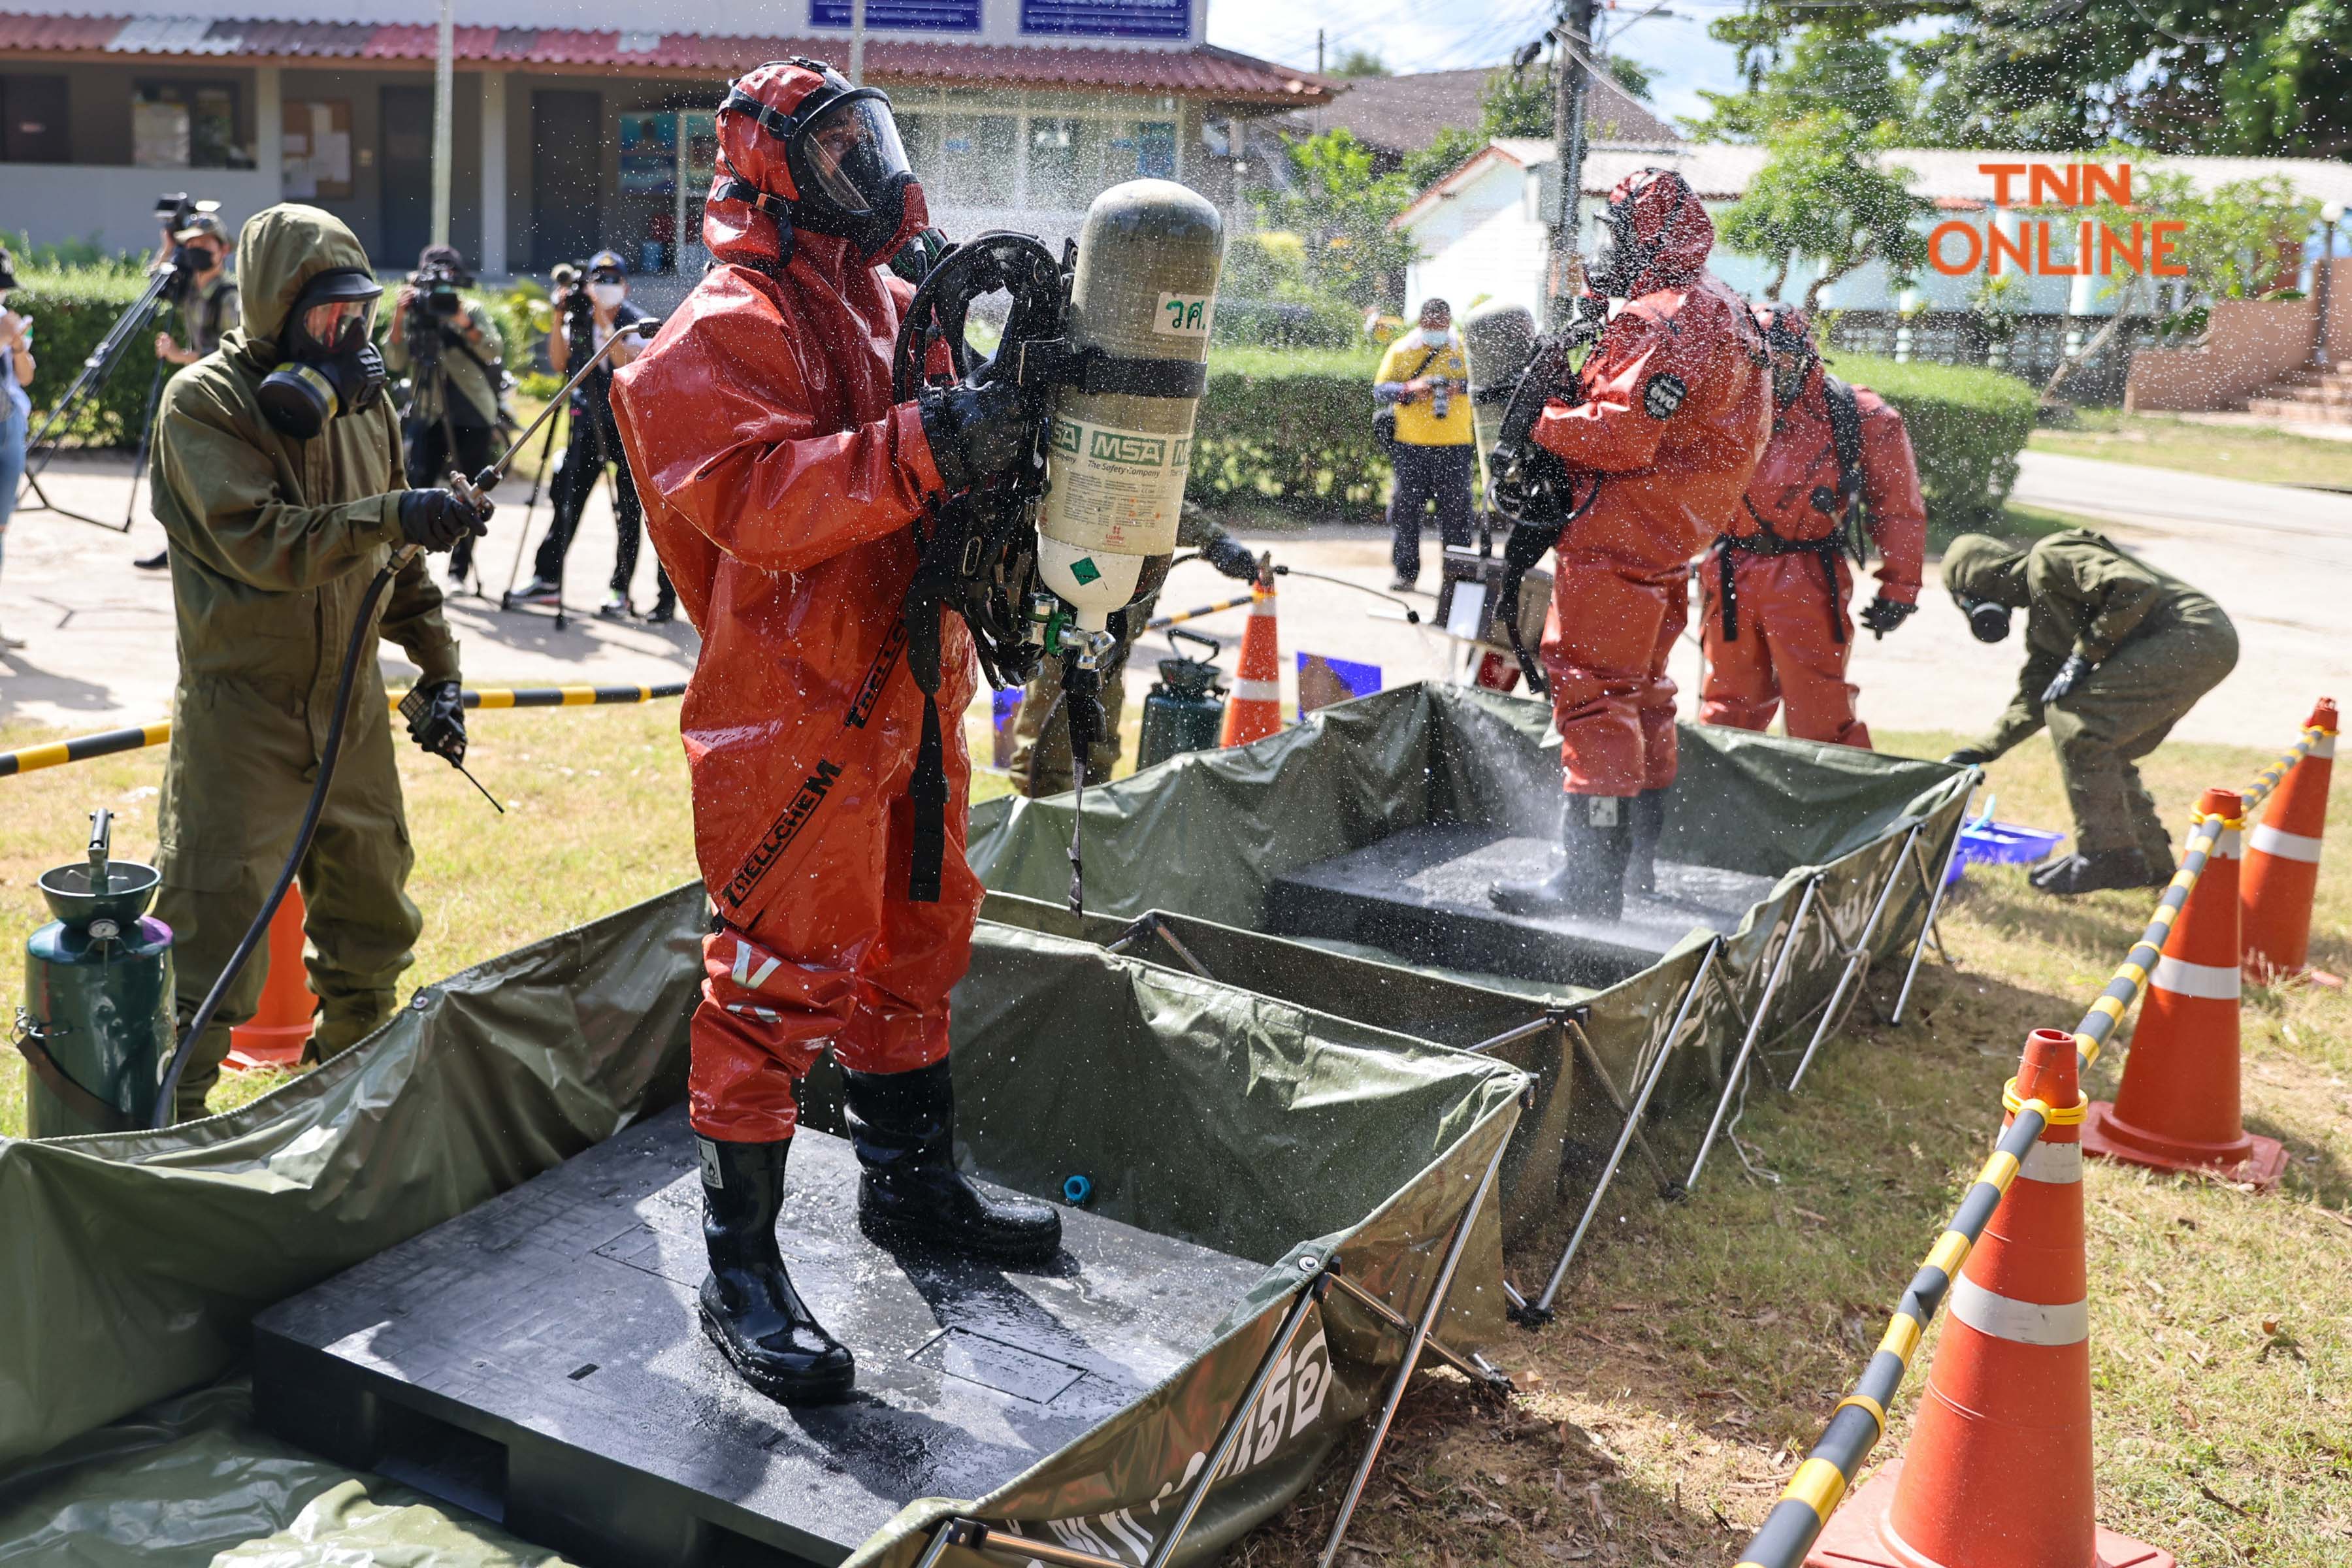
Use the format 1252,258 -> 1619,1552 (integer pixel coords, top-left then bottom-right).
151,547 -> 416,1127
1270,564 -> 1422,623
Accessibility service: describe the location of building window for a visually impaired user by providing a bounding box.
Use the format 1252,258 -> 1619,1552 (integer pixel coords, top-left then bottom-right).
900,111 -> 1018,206
281,99 -> 351,199
1,75 -> 69,163
1021,0 -> 1189,40
1025,116 -> 1177,208
133,80 -> 248,169
810,0 -> 981,28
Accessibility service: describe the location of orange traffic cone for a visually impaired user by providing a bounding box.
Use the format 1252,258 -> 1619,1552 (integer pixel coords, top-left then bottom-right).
1812,1029 -> 2172,1568
2082,787 -> 2288,1190
2242,697 -> 2336,985
226,887 -> 315,1071
1218,571 -> 1282,746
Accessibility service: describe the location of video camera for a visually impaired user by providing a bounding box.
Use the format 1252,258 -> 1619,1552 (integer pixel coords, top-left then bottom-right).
548,261 -> 594,339
404,255 -> 470,370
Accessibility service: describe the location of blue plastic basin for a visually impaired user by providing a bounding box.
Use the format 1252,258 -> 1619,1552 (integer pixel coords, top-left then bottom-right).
1947,819 -> 2068,884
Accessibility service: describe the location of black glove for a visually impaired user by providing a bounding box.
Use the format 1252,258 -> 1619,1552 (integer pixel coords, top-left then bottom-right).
1200,532 -> 1262,582
1503,519 -> 1563,574
919,380 -> 1038,493
1859,596 -> 1916,638
398,488 -> 491,553
1943,746 -> 1995,768
403,678 -> 466,764
2041,651 -> 2094,706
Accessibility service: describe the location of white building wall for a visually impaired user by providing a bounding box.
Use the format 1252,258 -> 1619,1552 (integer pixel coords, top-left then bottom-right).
1402,162 -> 1545,318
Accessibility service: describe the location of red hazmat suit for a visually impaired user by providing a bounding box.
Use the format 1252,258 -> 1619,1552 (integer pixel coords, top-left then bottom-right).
1530,172 -> 1771,796
1699,349 -> 1927,749
610,61 -> 969,1143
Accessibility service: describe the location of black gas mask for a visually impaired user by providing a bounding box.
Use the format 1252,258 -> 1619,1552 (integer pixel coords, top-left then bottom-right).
1761,305 -> 1817,407
259,267 -> 387,439
1957,596 -> 2013,642
785,84 -> 919,261
1587,199 -> 1640,301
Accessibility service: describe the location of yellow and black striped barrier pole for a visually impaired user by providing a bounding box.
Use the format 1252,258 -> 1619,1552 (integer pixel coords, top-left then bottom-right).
2068,804 -> 2230,1074
2238,720 -> 2329,817
1145,593 -> 1256,632
0,683 -> 686,778
1735,1079 -> 2071,1568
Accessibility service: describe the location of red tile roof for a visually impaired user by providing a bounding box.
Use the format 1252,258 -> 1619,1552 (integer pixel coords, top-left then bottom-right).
0,12 -> 1333,104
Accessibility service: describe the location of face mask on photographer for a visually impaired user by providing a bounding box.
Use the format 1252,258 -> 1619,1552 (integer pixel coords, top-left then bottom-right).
259,267 -> 387,439
589,280 -> 626,310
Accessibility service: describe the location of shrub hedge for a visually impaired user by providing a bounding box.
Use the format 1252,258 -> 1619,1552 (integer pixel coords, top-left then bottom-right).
1821,351 -> 2037,531
8,267 -> 167,448
1187,342 -> 2038,527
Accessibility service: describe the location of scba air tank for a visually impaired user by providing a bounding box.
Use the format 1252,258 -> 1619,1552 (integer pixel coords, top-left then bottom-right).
1462,302 -> 1537,480
1037,179 -> 1224,636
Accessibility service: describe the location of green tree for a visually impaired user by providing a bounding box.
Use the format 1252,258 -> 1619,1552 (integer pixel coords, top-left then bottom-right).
1251,129 -> 1419,311
1716,113 -> 1932,309
1703,0 -> 2352,157
1605,55 -> 1657,103
1683,28 -> 1910,143
1328,48 -> 1390,79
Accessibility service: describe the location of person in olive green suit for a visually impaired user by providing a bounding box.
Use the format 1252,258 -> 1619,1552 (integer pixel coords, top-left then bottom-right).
149,203 -> 489,1121
1007,502 -> 1262,796
1941,529 -> 2237,896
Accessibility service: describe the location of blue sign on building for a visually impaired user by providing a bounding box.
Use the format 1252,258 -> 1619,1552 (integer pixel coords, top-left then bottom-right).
811,0 -> 983,29
1019,0 -> 1190,41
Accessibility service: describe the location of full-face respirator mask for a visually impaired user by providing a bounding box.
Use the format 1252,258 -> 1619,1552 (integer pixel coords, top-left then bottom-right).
258,267 -> 387,439
1957,596 -> 2013,642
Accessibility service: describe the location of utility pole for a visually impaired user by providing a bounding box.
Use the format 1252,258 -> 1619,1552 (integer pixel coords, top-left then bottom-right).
430,0 -> 453,247
1316,27 -> 1325,74
849,0 -> 868,85
1546,0 -> 1600,325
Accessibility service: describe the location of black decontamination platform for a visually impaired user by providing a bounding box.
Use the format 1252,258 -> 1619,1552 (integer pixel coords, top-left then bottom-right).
1267,823 -> 1777,988
253,1106 -> 1268,1568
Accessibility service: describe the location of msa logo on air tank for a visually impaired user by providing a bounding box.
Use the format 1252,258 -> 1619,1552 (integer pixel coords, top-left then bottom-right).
1051,420 -> 1181,470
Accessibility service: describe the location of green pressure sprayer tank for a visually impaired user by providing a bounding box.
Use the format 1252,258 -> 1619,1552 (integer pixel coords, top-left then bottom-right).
1135,627 -> 1228,772
14,810 -> 174,1137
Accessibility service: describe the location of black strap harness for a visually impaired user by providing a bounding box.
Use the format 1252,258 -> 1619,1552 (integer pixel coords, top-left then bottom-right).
1718,374 -> 1869,645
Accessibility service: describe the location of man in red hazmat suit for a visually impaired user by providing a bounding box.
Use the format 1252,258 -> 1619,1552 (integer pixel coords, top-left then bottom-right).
1698,302 -> 1925,748
1491,169 -> 1772,920
610,58 -> 1057,1407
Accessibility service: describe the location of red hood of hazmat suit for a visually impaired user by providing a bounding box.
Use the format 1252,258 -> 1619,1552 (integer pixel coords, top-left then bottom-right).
1524,169 -> 1772,796
611,59 -> 974,1143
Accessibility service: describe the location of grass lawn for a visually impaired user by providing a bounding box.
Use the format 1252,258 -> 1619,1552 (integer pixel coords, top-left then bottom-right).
3,704 -> 2346,1563
2031,410 -> 2352,492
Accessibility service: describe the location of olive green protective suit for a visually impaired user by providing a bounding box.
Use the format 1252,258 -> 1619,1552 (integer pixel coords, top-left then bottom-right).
1007,507 -> 1242,796
149,204 -> 459,1122
1944,529 -> 2235,866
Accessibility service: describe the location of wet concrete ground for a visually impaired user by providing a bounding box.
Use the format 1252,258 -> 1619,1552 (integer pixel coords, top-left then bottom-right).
3,449 -> 2341,751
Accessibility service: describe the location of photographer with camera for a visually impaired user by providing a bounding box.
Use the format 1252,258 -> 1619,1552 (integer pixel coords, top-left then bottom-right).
384,244 -> 508,586
135,204 -> 240,570
511,250 -> 671,621
153,210 -> 239,368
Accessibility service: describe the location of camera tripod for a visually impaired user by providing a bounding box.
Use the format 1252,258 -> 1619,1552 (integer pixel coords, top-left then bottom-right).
14,259 -> 182,533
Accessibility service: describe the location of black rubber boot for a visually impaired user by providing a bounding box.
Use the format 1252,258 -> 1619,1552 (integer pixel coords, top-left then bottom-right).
844,1060 -> 1063,1264
696,1135 -> 855,1405
1627,789 -> 1667,897
1491,795 -> 1634,922
2029,849 -> 2168,896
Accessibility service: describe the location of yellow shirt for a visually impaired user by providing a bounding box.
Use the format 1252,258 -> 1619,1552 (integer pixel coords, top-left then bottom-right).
1377,333 -> 1473,447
